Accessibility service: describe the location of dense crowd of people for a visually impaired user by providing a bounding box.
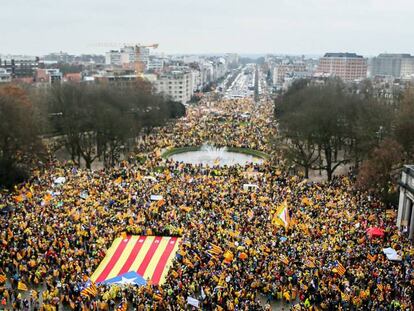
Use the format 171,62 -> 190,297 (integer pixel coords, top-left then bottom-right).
0,98 -> 413,310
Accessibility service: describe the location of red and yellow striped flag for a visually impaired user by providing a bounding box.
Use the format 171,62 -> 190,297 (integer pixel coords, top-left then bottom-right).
0,274 -> 7,284
304,258 -> 316,268
91,236 -> 180,286
208,243 -> 223,256
280,254 -> 289,265
334,261 -> 346,276
81,281 -> 98,298
117,301 -> 128,311
367,253 -> 376,262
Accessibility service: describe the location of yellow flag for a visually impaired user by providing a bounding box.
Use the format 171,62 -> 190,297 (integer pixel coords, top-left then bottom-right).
223,250 -> 234,264
18,281 -> 28,291
301,197 -> 312,206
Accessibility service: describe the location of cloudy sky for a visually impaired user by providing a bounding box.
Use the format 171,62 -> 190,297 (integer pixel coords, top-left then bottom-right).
2,0 -> 413,56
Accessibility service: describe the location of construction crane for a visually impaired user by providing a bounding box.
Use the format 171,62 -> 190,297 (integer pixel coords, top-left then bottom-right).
93,42 -> 159,75
133,44 -> 159,75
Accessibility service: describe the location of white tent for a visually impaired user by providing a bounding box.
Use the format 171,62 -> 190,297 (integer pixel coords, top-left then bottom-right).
143,176 -> 158,182
382,247 -> 402,261
243,184 -> 259,191
187,296 -> 200,308
53,177 -> 66,185
150,195 -> 163,201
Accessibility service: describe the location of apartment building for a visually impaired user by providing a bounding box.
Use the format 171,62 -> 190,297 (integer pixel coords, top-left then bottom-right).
0,56 -> 39,78
105,50 -> 122,66
273,63 -> 307,84
154,70 -> 193,104
35,69 -> 62,84
316,53 -> 367,82
370,54 -> 414,78
105,46 -> 150,70
147,57 -> 164,72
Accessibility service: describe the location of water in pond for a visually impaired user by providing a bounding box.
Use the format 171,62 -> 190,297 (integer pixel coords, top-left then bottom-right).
169,144 -> 264,166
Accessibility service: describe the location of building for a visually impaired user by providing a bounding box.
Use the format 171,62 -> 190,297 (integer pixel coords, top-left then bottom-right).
64,73 -> 82,83
191,70 -> 202,92
199,61 -> 214,86
370,54 -> 414,78
105,46 -> 150,70
401,56 -> 414,79
137,47 -> 150,66
147,57 -> 164,72
154,70 -> 193,104
105,50 -> 122,66
273,63 -> 307,84
316,53 -> 367,82
225,53 -> 240,69
0,56 -> 39,78
0,68 -> 11,83
35,69 -> 62,84
212,58 -> 228,81
397,165 -> 414,240
43,52 -> 75,63
119,46 -> 136,67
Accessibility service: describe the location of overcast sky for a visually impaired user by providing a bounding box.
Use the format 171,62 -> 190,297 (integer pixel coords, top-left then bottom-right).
2,0 -> 413,56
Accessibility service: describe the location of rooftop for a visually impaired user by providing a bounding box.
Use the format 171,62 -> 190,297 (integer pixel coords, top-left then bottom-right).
323,53 -> 363,58
377,53 -> 413,58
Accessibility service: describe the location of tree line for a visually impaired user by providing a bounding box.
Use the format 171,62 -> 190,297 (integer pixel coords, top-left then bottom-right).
275,78 -> 414,204
0,81 -> 185,188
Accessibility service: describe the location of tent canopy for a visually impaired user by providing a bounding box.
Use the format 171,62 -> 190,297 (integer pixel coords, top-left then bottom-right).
366,227 -> 384,238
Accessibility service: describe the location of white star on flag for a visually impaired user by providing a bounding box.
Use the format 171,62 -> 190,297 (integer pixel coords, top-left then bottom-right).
116,276 -> 138,285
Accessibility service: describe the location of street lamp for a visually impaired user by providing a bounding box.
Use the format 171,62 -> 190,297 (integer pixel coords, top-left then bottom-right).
376,126 -> 385,143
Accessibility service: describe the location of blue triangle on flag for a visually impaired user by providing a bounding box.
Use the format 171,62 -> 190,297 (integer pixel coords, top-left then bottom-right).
99,271 -> 147,286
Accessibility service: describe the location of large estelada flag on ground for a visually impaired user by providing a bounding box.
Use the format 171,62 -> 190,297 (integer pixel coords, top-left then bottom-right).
91,236 -> 180,286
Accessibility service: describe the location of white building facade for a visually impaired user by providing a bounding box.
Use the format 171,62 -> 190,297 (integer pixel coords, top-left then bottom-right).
397,165 -> 414,240
105,46 -> 150,68
154,70 -> 193,104
105,50 -> 121,66
147,57 -> 164,72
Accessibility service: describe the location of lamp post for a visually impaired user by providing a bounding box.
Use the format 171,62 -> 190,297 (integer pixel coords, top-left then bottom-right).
376,125 -> 384,143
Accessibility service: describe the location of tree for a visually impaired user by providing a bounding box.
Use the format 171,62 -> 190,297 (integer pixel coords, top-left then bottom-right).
342,93 -> 393,169
47,82 -> 186,169
0,85 -> 42,187
393,87 -> 414,160
276,79 -> 350,180
93,85 -> 138,167
356,138 -> 404,204
275,79 -> 391,181
48,83 -> 92,166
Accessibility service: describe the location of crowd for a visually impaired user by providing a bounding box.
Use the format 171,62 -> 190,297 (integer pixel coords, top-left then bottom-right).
0,98 -> 413,310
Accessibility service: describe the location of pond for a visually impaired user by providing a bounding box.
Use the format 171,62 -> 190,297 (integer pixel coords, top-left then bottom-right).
168,144 -> 264,167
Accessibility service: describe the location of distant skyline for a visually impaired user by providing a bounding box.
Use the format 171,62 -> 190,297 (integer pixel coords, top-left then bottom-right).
2,0 -> 414,56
